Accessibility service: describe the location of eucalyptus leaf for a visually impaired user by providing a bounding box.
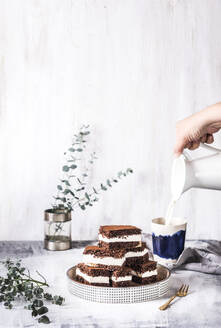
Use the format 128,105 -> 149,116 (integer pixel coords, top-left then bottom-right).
33,299 -> 43,307
44,293 -> 53,301
81,131 -> 90,135
76,187 -> 84,192
32,309 -> 38,317
68,190 -> 75,197
62,166 -> 69,172
101,184 -> 107,191
107,179 -> 112,187
85,193 -> 90,201
38,316 -> 50,324
53,295 -> 65,305
38,306 -> 48,315
118,171 -> 123,178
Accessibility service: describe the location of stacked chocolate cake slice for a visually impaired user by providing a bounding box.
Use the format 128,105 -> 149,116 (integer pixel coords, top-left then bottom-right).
76,225 -> 157,287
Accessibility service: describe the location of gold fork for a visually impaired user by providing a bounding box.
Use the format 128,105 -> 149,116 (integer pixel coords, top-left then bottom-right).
159,284 -> 189,310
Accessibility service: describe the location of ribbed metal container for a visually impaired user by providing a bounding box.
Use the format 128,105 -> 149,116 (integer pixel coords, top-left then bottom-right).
66,264 -> 170,303
44,209 -> 71,222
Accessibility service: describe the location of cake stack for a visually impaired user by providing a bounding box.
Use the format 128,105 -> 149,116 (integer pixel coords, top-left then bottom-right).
76,225 -> 157,287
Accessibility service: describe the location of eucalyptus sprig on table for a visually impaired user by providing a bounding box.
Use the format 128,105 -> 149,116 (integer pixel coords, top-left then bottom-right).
0,259 -> 64,324
53,125 -> 133,211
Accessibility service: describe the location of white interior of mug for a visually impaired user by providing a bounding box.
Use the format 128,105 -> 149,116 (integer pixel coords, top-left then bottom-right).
152,217 -> 187,236
152,217 -> 186,226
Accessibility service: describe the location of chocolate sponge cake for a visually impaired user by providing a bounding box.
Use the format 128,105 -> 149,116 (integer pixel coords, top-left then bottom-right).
131,260 -> 157,285
76,263 -> 111,286
98,225 -> 142,249
75,225 -> 158,288
125,242 -> 149,267
83,245 -> 127,268
111,267 -> 133,287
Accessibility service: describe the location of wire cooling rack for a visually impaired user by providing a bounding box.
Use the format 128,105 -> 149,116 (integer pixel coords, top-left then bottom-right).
66,264 -> 170,303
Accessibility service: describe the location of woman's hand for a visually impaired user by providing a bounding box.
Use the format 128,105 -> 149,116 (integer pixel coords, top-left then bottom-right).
174,103 -> 221,157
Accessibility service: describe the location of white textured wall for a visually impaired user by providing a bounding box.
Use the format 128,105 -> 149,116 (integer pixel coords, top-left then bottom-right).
1,0 -> 221,241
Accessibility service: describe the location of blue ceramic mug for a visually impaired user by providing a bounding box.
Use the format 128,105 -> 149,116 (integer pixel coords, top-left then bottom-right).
151,217 -> 187,265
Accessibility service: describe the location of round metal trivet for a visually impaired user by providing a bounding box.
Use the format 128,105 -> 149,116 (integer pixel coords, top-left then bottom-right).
66,264 -> 170,303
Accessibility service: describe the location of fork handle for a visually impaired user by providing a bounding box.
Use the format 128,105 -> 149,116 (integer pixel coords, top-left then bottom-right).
159,295 -> 177,311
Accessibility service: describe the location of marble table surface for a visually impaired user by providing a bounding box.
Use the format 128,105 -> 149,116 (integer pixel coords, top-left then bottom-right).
0,241 -> 221,328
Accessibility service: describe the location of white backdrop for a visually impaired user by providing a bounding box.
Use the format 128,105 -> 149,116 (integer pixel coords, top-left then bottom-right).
1,0 -> 221,241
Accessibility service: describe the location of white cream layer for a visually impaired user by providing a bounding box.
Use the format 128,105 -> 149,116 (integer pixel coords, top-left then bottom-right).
76,268 -> 109,284
83,248 -> 148,267
126,248 -> 148,258
131,269 -> 157,278
111,275 -> 132,282
83,254 -> 125,266
98,233 -> 141,243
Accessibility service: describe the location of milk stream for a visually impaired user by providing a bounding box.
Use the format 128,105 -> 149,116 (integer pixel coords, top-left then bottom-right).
165,199 -> 176,225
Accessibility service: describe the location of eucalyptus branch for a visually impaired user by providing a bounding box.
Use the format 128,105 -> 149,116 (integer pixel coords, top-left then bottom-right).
52,125 -> 133,213
21,278 -> 49,287
0,259 -> 64,324
21,270 -> 49,287
72,169 -> 133,210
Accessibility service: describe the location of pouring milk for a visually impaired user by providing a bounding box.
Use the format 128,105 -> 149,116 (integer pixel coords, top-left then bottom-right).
165,199 -> 176,225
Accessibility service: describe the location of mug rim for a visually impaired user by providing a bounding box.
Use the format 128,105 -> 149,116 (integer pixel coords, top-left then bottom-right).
152,217 -> 187,227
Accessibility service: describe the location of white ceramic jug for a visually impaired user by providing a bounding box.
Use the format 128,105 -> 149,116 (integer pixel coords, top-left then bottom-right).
171,143 -> 221,200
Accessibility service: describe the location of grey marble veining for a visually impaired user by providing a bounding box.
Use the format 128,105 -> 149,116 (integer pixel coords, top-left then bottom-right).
0,241 -> 221,328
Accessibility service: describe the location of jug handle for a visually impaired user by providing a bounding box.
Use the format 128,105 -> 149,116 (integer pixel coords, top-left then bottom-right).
200,143 -> 221,153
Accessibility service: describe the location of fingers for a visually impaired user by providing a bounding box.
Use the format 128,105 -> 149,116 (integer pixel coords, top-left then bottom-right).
185,142 -> 192,149
175,134 -> 214,155
174,118 -> 215,156
174,139 -> 201,155
174,139 -> 186,157
200,133 -> 214,144
187,141 -> 200,150
183,134 -> 214,151
200,135 -> 207,143
206,134 -> 214,144
187,135 -> 214,149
